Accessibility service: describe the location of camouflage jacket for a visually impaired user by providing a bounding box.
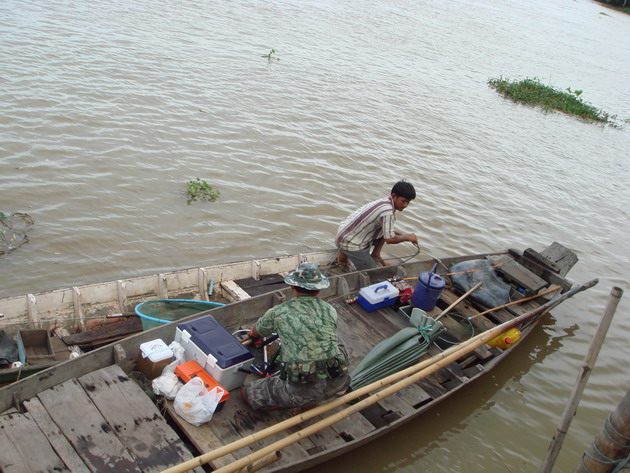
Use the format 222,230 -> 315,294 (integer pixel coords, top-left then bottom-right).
255,295 -> 341,364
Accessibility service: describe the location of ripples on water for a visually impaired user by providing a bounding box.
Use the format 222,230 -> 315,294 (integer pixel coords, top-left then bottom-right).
2,0 -> 630,472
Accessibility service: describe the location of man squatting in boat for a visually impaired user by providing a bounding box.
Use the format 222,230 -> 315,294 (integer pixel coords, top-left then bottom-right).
241,263 -> 350,411
336,180 -> 419,271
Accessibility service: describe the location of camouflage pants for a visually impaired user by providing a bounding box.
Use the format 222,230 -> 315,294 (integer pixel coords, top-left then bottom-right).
244,372 -> 350,410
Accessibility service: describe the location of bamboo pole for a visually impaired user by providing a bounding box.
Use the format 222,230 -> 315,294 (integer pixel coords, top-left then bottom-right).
434,281 -> 482,321
161,278 -> 598,473
467,285 -> 561,320
234,451 -> 281,473
538,286 -> 624,473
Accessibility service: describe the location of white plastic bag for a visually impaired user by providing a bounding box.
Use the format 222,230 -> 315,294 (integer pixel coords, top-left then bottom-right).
174,377 -> 223,426
152,341 -> 185,399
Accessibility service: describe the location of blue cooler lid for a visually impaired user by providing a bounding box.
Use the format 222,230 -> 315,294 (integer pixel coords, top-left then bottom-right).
177,315 -> 253,369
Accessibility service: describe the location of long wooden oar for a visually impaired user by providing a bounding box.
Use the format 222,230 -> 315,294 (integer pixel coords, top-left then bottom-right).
467,285 -> 561,320
435,281 -> 482,321
161,278 -> 598,473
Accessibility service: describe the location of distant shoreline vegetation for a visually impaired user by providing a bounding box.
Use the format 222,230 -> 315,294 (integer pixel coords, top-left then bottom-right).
488,77 -> 613,125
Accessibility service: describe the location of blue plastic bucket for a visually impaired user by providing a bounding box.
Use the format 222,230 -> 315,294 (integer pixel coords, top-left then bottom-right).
411,264 -> 445,311
134,299 -> 225,331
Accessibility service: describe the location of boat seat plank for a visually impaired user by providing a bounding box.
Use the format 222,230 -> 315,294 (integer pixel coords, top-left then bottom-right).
221,280 -> 252,302
37,378 -> 143,473
494,256 -> 548,295
233,274 -> 287,297
23,397 -> 92,473
78,365 -> 204,473
0,412 -> 71,473
539,242 -> 578,277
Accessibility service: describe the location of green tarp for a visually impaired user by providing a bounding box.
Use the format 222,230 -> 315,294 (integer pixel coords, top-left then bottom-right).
350,308 -> 446,390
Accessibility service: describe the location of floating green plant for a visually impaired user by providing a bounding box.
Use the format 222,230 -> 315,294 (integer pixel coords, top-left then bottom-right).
262,48 -> 279,61
185,178 -> 220,204
488,77 -> 612,124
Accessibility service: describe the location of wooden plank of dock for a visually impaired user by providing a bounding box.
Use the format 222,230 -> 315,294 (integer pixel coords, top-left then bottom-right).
23,397 -> 91,473
78,365 -> 204,473
0,411 -> 71,473
37,377 -> 144,473
13,364 -> 204,473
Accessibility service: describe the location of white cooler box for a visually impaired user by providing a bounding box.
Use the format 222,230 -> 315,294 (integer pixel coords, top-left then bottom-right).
175,315 -> 254,391
357,281 -> 400,312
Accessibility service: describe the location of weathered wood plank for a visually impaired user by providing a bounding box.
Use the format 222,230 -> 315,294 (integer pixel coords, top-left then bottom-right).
78,365 -> 203,473
0,412 -> 70,473
333,299 -> 408,369
326,405 -> 375,442
540,242 -> 578,277
23,397 -> 91,473
62,317 -> 142,346
220,399 -> 311,468
495,256 -> 548,295
165,401 -> 239,470
221,281 -> 252,302
374,383 -> 428,417
37,378 -> 142,473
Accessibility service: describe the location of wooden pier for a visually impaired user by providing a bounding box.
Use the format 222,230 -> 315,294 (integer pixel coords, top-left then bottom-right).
0,364 -> 203,473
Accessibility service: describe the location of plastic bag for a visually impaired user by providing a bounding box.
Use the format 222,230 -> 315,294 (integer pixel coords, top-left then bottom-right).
152,341 -> 185,399
174,377 -> 223,426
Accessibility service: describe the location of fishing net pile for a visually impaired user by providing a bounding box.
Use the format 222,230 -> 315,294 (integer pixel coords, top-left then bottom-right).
0,212 -> 34,255
450,259 -> 511,308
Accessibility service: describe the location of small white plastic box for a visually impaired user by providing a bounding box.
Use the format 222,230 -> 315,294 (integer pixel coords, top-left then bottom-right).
136,339 -> 173,379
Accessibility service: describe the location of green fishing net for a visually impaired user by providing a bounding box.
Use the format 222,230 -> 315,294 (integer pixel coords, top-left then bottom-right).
0,212 -> 34,255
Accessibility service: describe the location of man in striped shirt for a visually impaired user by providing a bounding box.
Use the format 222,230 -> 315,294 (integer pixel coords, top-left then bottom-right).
335,181 -> 418,271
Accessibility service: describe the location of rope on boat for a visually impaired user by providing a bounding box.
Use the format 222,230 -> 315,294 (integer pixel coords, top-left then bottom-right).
578,413 -> 630,473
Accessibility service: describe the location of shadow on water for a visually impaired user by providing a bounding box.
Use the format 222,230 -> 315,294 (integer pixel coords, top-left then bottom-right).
302,313 -> 579,473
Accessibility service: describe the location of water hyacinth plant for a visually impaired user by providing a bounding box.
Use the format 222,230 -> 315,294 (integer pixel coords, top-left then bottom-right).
185,178 -> 220,204
488,77 -> 612,124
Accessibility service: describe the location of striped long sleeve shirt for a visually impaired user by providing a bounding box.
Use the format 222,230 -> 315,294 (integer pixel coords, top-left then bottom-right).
335,197 -> 396,251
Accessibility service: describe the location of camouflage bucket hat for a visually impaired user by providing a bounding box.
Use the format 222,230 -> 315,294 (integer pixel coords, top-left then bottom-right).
284,262 -> 330,290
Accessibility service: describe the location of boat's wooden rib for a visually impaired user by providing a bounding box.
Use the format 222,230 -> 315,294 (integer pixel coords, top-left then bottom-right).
0,244 -> 583,473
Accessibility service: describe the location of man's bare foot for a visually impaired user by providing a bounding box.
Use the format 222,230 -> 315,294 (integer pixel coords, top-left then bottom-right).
336,251 -> 350,268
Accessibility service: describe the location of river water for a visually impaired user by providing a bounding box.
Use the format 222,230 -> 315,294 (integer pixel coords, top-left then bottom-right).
1,0 -> 629,471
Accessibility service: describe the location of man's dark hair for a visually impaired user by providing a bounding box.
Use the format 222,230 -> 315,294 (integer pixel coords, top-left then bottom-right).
391,181 -> 416,200
293,286 -> 320,296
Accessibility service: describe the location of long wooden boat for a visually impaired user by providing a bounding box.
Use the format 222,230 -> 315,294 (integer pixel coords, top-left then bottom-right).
0,250 -> 341,332
0,243 -> 591,473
